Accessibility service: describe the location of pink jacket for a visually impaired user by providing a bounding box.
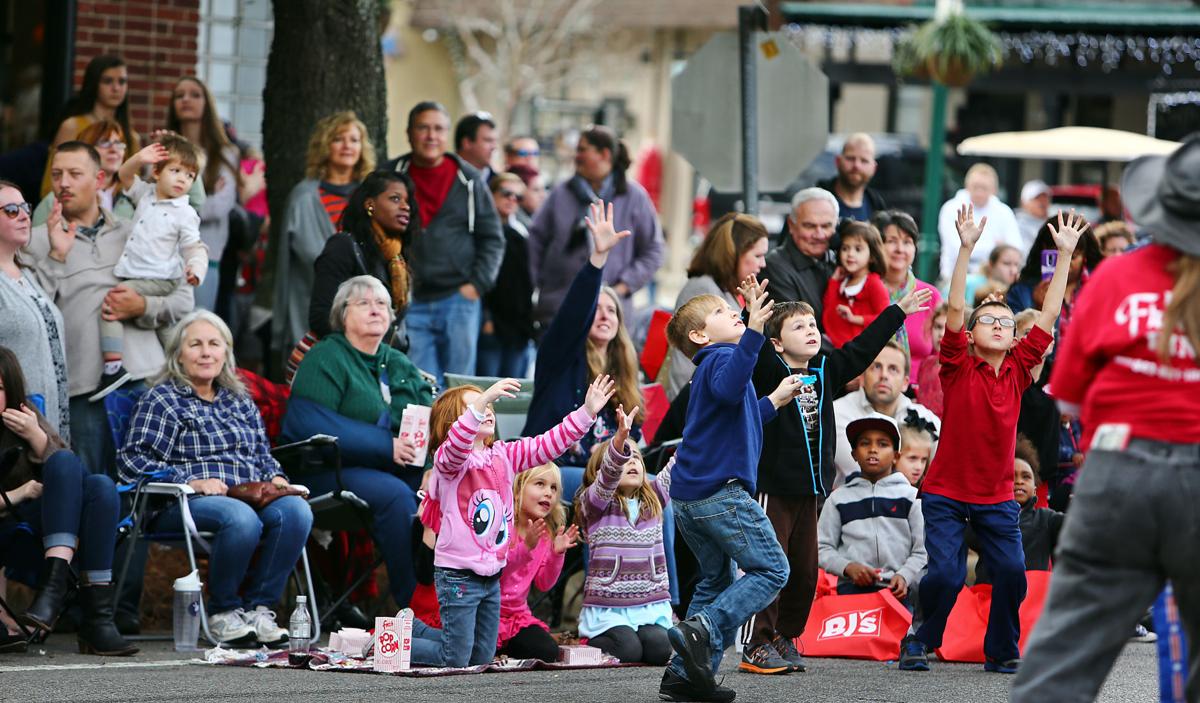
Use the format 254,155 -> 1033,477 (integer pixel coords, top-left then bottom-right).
431,405 -> 593,576
498,536 -> 565,644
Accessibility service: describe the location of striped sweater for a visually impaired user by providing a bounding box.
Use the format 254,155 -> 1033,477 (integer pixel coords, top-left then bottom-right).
431,404 -> 594,576
578,441 -> 673,609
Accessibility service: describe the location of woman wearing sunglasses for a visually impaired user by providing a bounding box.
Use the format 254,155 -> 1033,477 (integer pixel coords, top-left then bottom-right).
0,181 -> 70,441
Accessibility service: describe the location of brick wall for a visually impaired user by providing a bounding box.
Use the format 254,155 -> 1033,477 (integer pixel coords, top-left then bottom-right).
73,0 -> 200,136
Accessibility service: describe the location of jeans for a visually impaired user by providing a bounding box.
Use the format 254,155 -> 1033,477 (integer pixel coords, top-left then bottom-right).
668,482 -> 789,679
476,333 -> 533,379
302,467 -> 420,607
1012,440 -> 1200,703
152,494 -> 313,613
16,450 -> 119,584
916,493 -> 1025,662
194,262 -> 220,312
561,465 -> 680,604
406,291 -> 481,387
69,380 -> 147,478
434,566 -> 501,667
411,618 -> 444,666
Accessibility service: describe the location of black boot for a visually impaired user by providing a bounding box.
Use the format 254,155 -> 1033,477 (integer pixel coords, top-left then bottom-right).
23,557 -> 74,631
76,585 -> 138,656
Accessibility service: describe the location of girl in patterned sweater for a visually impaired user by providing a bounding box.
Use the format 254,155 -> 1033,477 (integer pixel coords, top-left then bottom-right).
428,375 -> 613,668
574,406 -> 674,664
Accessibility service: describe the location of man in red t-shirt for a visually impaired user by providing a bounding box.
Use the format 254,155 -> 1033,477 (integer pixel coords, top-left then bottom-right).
897,205 -> 1085,674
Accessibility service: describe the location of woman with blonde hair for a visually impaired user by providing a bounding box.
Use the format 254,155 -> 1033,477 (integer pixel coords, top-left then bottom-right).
664,212 -> 769,399
271,111 -> 377,362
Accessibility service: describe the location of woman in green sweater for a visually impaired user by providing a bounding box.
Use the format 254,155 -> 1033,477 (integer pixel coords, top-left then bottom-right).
282,275 -> 432,609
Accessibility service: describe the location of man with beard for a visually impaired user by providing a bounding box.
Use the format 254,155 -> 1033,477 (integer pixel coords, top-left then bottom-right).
817,133 -> 886,224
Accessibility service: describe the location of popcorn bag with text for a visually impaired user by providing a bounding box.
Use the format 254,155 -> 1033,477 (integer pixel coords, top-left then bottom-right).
373,609 -> 413,672
399,405 -> 432,467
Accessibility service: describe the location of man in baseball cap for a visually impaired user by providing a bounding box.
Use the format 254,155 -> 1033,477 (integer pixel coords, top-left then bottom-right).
1016,179 -> 1052,255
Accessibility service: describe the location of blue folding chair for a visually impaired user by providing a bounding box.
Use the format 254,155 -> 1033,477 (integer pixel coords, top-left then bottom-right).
106,388 -> 321,646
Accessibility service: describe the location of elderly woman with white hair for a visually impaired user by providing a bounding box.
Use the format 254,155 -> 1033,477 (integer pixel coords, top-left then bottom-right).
117,310 -> 313,646
281,275 -> 433,609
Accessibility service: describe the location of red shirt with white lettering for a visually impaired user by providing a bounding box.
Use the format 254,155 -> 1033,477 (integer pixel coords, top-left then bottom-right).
920,323 -> 1052,504
1050,243 -> 1200,449
409,157 -> 459,227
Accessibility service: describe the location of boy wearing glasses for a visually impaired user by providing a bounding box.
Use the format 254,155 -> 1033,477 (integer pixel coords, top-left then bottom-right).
898,205 -> 1085,674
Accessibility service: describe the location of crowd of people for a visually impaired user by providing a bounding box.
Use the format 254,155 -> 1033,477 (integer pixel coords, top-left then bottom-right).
1,52 -> 1197,703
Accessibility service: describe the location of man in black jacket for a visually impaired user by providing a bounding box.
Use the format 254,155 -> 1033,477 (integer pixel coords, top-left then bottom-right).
738,286 -> 931,675
817,133 -> 887,223
761,188 -> 838,327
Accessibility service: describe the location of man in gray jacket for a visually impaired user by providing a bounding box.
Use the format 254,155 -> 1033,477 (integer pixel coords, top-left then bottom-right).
384,102 -> 504,385
25,142 -> 193,475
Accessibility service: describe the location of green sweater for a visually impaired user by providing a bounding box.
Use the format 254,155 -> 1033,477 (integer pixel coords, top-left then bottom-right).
289,332 -> 432,430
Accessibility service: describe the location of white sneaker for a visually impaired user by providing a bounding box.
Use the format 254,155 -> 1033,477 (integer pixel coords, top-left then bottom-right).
1131,624 -> 1159,643
208,609 -> 255,645
242,606 -> 288,646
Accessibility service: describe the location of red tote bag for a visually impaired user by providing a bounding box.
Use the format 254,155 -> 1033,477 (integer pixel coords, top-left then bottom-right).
935,570 -> 1053,663
798,588 -> 913,661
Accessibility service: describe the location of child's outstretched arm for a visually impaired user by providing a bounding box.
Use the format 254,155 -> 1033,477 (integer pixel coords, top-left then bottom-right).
118,142 -> 168,193
433,377 -> 520,477
1036,210 -> 1087,334
946,204 -> 987,333
503,375 -> 614,471
831,288 -> 933,387
652,454 -> 674,506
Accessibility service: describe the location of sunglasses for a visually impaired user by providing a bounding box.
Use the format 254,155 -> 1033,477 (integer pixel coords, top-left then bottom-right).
969,314 -> 1017,330
513,148 -> 539,157
498,189 -> 521,200
96,140 -> 126,150
1,202 -> 32,219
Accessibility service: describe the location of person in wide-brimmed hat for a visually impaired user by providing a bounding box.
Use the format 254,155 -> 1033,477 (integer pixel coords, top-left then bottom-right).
1011,137 -> 1200,701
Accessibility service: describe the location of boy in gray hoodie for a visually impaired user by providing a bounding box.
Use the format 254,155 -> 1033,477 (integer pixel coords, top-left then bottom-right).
818,414 -> 927,608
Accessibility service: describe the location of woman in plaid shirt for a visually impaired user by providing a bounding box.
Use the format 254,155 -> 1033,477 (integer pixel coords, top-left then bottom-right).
118,311 -> 313,647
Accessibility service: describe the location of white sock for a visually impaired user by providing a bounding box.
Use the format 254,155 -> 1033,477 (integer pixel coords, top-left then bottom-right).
104,361 -> 123,375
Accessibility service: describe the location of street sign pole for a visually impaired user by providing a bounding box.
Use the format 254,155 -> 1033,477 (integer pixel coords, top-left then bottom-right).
738,5 -> 764,215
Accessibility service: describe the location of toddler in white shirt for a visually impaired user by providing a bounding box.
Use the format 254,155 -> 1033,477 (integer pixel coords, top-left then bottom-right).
92,134 -> 208,400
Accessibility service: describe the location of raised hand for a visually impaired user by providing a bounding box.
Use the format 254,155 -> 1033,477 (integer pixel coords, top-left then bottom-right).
897,286 -> 934,315
550,524 -> 580,554
1047,209 -> 1088,255
133,142 -> 170,167
739,275 -> 774,333
585,201 -> 632,257
584,374 -> 617,415
612,404 -> 640,450
45,200 -> 76,261
475,378 -> 521,414
955,204 -> 988,251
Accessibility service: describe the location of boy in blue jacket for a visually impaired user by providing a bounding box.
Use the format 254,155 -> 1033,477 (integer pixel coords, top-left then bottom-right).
660,277 -> 803,703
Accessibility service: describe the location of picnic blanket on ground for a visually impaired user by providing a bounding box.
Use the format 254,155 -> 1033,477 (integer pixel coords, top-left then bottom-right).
204,646 -> 642,677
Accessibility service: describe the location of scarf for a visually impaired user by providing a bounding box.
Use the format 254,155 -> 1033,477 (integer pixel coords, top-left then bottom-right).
565,173 -> 615,252
370,221 -> 409,314
888,269 -> 918,355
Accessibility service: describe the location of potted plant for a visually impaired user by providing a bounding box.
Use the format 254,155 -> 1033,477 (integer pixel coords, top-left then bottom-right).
893,11 -> 1002,86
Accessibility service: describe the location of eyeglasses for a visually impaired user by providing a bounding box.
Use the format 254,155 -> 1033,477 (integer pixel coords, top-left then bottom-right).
1,202 -> 31,219
969,314 -> 1017,330
513,148 -> 539,157
350,298 -> 390,311
498,189 -> 521,200
95,140 -> 126,150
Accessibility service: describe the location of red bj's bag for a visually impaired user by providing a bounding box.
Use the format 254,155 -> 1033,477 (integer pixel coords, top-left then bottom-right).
798,588 -> 912,661
935,570 -> 1052,663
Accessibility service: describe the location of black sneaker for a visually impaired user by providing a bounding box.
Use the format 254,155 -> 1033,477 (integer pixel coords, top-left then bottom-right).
659,669 -> 736,702
88,369 -> 132,402
738,642 -> 791,675
771,635 -> 806,672
984,656 -> 1020,674
668,617 -> 715,693
898,635 -> 930,671
0,630 -> 28,653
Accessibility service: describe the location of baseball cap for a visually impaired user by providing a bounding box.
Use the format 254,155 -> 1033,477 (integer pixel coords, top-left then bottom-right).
1020,179 -> 1052,203
845,413 -> 902,450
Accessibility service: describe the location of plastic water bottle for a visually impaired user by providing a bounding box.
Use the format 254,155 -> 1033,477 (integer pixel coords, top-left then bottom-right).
288,595 -> 312,666
172,571 -> 202,652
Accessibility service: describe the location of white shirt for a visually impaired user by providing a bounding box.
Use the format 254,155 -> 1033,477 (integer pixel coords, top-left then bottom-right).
937,190 -> 1022,285
113,178 -> 208,282
832,388 -> 941,487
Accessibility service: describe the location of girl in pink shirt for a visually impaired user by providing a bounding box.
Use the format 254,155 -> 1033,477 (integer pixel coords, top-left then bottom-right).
496,462 -> 580,661
427,375 -> 612,667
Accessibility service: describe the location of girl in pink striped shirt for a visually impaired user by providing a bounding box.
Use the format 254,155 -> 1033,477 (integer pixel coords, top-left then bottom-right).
427,374 -> 613,667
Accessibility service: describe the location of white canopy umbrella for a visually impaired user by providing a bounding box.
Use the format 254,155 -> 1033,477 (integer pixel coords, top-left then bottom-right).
956,126 -> 1180,162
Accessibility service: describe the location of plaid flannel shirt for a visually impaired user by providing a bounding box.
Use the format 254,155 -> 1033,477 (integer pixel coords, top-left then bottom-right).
117,381 -> 284,486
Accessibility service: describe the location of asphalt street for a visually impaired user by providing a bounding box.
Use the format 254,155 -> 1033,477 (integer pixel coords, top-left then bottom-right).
0,637 -> 1159,702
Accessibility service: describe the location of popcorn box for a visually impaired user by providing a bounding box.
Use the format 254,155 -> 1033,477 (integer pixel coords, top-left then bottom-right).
558,644 -> 603,665
373,609 -> 413,672
399,405 -> 432,467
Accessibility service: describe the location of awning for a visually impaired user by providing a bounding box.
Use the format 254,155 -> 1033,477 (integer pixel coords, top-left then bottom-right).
956,126 -> 1180,162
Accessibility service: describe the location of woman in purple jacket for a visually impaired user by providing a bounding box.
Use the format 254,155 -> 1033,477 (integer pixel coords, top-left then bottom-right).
528,126 -> 664,331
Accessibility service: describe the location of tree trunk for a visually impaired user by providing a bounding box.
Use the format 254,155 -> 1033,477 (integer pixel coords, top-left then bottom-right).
257,0 -> 387,331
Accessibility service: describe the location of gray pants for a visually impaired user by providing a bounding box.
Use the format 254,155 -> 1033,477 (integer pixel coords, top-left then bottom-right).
1011,439 -> 1200,703
99,277 -> 179,355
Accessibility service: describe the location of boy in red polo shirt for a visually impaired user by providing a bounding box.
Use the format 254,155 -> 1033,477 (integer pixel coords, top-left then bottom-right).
898,206 -> 1085,674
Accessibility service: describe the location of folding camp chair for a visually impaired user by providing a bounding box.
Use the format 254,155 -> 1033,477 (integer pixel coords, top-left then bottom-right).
106,387 -> 322,645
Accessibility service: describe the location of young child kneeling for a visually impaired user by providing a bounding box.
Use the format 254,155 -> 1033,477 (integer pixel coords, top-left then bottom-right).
818,414 -> 926,608
575,406 -> 673,665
